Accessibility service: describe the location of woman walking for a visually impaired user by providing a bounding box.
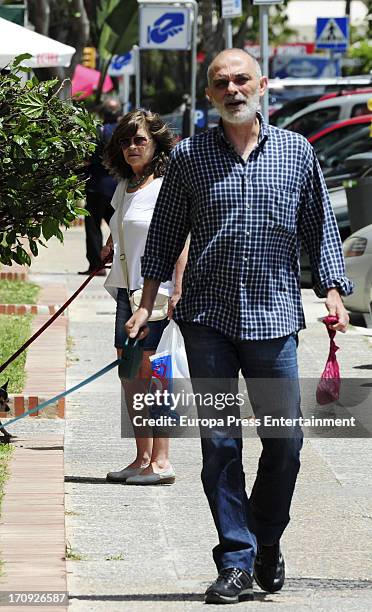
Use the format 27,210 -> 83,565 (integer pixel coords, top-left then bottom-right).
102,109 -> 188,485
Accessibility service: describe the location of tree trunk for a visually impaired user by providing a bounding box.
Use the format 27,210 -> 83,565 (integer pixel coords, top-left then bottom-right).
28,0 -> 50,36
65,0 -> 90,76
197,0 -> 224,96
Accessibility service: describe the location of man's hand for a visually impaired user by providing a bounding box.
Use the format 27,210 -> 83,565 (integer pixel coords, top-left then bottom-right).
325,288 -> 349,333
125,308 -> 150,340
167,289 -> 182,319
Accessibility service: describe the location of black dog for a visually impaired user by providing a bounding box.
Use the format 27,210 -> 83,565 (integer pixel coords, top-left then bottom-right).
0,381 -> 12,443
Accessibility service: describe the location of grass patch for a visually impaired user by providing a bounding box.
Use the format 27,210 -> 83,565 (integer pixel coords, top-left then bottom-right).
105,553 -> 125,561
0,280 -> 40,305
65,542 -> 84,561
0,444 -> 13,515
0,314 -> 33,393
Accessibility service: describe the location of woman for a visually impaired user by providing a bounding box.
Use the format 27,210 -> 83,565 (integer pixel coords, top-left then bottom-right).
102,109 -> 188,485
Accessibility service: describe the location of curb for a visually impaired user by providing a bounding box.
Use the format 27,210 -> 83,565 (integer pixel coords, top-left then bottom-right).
1,284 -> 68,421
0,395 -> 65,420
0,436 -> 68,605
0,304 -> 66,316
0,263 -> 29,281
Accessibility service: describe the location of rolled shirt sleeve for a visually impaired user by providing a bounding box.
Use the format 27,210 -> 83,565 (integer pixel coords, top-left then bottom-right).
298,144 -> 353,298
141,148 -> 191,282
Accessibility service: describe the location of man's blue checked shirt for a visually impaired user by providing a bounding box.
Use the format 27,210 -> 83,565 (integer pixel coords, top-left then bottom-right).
142,116 -> 353,340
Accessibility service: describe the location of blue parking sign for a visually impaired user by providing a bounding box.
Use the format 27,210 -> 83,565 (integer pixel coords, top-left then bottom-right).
316,17 -> 349,52
140,6 -> 191,50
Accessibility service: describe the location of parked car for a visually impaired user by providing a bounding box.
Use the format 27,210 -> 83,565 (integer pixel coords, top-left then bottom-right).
270,94 -> 322,127
309,114 -> 372,151
343,225 -> 372,326
282,91 -> 372,137
300,186 -> 350,286
309,116 -> 372,188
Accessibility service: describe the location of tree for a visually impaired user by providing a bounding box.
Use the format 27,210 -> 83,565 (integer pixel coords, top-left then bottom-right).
0,56 -> 97,266
28,0 -> 90,76
197,0 -> 296,96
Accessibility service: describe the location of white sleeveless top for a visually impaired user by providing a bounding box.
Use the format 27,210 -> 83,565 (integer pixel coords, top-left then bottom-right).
104,178 -> 175,300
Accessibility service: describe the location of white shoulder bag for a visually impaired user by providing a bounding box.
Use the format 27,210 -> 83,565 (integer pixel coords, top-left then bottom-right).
117,188 -> 169,322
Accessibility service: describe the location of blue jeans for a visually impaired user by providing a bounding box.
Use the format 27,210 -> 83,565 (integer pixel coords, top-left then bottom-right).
179,322 -> 303,575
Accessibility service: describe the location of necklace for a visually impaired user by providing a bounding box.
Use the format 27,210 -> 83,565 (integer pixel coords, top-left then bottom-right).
127,171 -> 151,189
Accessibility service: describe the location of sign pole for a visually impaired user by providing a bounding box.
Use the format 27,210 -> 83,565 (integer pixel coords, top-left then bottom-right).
189,0 -> 198,136
224,19 -> 233,48
259,5 -> 269,122
133,45 -> 141,108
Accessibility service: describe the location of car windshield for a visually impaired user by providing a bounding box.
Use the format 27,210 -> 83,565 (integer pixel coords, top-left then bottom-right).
313,123 -> 369,155
318,125 -> 372,174
285,106 -> 340,137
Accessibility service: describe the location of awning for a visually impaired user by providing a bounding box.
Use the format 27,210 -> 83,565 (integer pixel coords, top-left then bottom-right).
0,17 -> 75,69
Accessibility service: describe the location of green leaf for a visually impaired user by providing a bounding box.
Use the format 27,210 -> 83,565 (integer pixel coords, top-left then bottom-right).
28,226 -> 41,239
55,229 -> 64,243
29,239 -> 38,257
18,92 -> 45,119
74,207 -> 89,216
42,218 -> 59,241
16,245 -> 31,266
6,230 -> 16,246
12,53 -> 32,67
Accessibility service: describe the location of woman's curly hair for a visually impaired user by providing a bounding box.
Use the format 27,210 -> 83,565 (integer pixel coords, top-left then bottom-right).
104,109 -> 176,180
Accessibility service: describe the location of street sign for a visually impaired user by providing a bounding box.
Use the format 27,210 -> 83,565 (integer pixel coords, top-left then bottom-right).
272,55 -> 341,79
139,5 -> 191,50
316,17 -> 349,52
221,0 -> 242,19
108,52 -> 134,76
194,108 -> 207,129
252,1 -> 284,5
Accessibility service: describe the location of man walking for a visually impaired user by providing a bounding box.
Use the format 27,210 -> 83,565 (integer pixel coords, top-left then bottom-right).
79,97 -> 121,276
126,49 -> 352,603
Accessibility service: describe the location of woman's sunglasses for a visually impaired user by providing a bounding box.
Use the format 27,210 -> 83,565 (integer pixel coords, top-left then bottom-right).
119,136 -> 149,149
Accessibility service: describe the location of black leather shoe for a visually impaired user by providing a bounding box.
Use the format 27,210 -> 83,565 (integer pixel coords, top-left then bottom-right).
205,567 -> 254,604
254,542 -> 285,593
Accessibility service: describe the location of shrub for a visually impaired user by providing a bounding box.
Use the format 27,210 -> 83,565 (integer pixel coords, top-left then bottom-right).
0,55 -> 98,266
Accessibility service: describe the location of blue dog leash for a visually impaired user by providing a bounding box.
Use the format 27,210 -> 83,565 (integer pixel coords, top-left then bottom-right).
5,359 -> 122,428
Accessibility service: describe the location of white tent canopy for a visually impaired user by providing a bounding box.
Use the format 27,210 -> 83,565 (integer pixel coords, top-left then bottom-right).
0,17 -> 76,69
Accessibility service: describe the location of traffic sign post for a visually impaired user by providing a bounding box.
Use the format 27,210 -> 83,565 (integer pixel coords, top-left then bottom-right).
138,1 -> 198,136
221,1 -> 242,48
108,52 -> 135,77
139,5 -> 191,50
316,17 -> 349,53
252,1 -> 284,122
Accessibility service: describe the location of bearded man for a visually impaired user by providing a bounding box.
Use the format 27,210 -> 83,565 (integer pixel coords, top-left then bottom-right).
125,49 -> 352,604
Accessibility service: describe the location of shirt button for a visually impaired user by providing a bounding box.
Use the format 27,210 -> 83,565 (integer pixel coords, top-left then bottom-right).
243,257 -> 248,261
246,231 -> 250,236
247,204 -> 250,209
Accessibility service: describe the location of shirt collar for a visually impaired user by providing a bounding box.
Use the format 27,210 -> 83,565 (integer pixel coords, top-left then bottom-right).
216,111 -> 269,152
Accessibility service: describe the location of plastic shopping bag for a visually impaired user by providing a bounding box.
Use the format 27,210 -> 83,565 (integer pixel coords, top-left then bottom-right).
149,320 -> 190,420
316,315 -> 340,405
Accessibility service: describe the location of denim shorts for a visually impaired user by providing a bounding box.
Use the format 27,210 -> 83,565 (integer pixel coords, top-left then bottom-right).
114,288 -> 169,351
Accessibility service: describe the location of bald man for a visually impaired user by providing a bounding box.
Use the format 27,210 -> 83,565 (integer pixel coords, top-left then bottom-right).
126,49 -> 352,603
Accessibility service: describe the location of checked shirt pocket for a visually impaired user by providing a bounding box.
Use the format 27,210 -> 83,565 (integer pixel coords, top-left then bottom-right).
267,189 -> 299,235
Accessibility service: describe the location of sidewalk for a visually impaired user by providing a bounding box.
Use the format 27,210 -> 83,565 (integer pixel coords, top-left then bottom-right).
2,225 -> 372,611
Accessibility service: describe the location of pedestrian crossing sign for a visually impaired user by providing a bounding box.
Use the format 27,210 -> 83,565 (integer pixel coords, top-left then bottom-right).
315,17 -> 349,52
316,17 -> 349,52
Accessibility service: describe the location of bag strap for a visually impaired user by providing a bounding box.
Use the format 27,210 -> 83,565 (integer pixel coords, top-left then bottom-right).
117,180 -> 130,292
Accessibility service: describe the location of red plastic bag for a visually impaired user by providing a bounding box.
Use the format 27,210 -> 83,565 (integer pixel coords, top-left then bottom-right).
316,315 -> 340,405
